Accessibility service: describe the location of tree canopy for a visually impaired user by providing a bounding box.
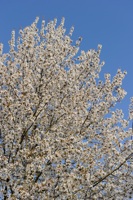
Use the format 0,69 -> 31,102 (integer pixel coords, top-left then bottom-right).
0,17 -> 133,200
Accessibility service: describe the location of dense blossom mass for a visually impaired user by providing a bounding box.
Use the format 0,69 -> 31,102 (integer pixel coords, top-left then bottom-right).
0,17 -> 133,200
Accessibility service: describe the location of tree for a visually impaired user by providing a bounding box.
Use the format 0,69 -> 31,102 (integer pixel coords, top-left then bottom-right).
0,17 -> 133,200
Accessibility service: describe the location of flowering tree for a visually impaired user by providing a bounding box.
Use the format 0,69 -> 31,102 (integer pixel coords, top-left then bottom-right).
0,17 -> 133,200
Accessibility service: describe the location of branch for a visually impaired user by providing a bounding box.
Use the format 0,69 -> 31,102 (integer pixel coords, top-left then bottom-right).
34,171 -> 42,183
92,152 -> 133,188
53,176 -> 60,199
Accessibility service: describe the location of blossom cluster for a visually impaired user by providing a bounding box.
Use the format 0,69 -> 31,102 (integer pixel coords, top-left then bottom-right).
0,17 -> 133,200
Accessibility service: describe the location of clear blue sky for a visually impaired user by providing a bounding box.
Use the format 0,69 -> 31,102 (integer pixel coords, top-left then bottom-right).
0,0 -> 133,119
